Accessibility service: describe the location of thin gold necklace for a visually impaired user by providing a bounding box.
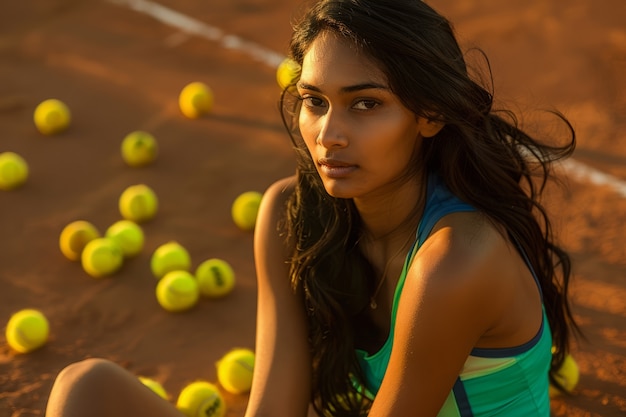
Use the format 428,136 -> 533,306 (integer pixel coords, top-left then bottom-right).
363,174 -> 426,310
368,232 -> 416,310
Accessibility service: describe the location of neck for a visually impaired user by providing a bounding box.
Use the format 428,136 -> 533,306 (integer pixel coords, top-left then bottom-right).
353,170 -> 428,311
355,171 -> 426,281
354,171 -> 426,243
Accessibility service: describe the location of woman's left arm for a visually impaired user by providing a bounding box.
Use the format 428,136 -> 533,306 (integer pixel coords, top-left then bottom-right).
369,215 -> 512,416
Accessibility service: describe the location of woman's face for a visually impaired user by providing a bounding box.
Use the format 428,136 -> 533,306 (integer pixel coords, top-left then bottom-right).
297,32 -> 437,201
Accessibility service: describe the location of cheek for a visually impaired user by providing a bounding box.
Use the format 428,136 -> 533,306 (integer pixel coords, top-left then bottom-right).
298,112 -> 318,149
369,126 -> 419,169
369,121 -> 418,154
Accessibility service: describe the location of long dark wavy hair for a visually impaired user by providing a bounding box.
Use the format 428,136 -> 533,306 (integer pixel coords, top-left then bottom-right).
278,0 -> 579,415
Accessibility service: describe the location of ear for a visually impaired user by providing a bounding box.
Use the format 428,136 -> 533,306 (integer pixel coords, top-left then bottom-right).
416,116 -> 444,138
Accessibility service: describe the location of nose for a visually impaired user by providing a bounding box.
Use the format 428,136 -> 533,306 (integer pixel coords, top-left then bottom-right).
316,108 -> 348,149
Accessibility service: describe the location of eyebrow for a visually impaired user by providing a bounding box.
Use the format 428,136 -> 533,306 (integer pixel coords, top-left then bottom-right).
297,82 -> 389,93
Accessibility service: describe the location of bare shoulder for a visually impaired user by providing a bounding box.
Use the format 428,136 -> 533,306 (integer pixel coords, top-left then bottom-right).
396,209 -> 543,355
403,210 -> 519,332
259,176 -> 296,217
254,176 -> 297,267
417,210 -> 513,284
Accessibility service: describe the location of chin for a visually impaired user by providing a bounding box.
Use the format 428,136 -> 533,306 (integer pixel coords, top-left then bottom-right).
321,180 -> 357,200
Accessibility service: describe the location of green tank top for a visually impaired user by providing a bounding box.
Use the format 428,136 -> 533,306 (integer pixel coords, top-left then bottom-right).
355,174 -> 552,416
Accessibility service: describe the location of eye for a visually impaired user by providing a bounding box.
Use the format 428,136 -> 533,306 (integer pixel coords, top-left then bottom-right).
352,99 -> 379,110
301,96 -> 326,109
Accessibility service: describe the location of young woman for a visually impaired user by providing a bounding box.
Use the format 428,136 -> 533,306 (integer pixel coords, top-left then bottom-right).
45,1 -> 578,416
245,0 -> 578,416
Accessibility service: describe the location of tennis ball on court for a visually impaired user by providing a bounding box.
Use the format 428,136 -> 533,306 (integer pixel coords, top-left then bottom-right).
177,381 -> 226,417
0,152 -> 29,190
150,241 -> 192,279
156,270 -> 199,312
195,258 -> 235,298
216,348 -> 255,394
276,57 -> 301,91
231,191 -> 263,231
81,237 -> 124,278
105,220 -> 144,257
5,309 -> 49,353
138,376 -> 169,400
121,131 -> 158,167
59,220 -> 101,261
118,184 -> 158,223
549,353 -> 580,397
33,98 -> 70,135
179,82 -> 213,119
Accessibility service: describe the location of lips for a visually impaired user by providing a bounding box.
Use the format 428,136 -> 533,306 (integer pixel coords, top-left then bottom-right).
318,157 -> 354,168
318,157 -> 357,178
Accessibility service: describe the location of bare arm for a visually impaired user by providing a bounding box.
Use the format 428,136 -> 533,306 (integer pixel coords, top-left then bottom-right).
369,213 -> 541,416
244,177 -> 312,417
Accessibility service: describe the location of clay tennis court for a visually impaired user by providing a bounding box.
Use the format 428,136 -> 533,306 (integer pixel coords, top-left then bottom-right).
1,0 -> 625,416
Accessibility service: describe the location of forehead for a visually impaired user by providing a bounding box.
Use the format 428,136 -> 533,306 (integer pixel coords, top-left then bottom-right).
300,31 -> 387,86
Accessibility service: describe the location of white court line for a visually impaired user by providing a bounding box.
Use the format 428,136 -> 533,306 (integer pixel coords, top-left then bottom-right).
108,0 -> 626,199
561,159 -> 626,198
107,0 -> 285,68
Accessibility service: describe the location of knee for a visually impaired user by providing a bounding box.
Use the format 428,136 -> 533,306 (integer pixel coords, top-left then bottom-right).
56,358 -> 121,387
50,357 -> 127,405
48,358 -> 126,415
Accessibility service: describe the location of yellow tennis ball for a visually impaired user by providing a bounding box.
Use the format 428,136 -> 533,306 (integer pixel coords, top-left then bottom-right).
118,184 -> 158,223
138,376 -> 169,400
156,270 -> 200,312
276,57 -> 301,91
59,220 -> 101,261
549,353 -> 580,397
231,191 -> 263,231
177,381 -> 226,417
81,237 -> 124,278
105,220 -> 144,258
216,348 -> 255,394
179,82 -> 213,119
121,131 -> 158,167
33,98 -> 71,135
195,258 -> 235,298
5,309 -> 50,353
150,241 -> 192,279
0,152 -> 29,190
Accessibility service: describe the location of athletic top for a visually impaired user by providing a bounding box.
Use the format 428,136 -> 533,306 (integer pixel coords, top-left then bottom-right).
355,173 -> 552,416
